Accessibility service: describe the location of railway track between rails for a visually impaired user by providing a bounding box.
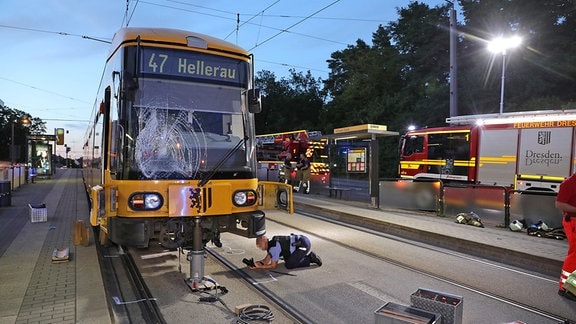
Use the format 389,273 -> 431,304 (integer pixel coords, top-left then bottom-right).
95,231 -> 166,324
95,229 -> 301,323
205,246 -> 311,323
286,207 -> 575,323
91,208 -> 575,323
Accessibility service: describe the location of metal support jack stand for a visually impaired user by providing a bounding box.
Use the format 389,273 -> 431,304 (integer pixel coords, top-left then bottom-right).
186,217 -> 205,291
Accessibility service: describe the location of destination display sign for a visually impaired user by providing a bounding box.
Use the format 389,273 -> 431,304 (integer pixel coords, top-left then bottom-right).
140,47 -> 248,86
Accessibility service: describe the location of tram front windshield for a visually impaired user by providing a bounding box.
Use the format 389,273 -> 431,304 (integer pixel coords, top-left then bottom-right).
120,78 -> 251,180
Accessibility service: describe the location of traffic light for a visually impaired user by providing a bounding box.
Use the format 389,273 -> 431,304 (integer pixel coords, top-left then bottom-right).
56,128 -> 65,145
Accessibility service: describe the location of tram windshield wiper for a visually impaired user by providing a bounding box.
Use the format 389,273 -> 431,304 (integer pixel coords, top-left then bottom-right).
198,136 -> 247,187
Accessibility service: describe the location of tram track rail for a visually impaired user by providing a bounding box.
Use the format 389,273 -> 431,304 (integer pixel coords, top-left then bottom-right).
295,202 -> 563,278
282,207 -> 575,324
205,246 -> 312,324
96,229 -> 314,324
89,207 -> 574,323
95,230 -> 166,324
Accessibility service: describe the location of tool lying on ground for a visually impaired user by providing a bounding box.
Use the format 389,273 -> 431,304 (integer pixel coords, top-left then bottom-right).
455,212 -> 484,228
242,257 -> 256,267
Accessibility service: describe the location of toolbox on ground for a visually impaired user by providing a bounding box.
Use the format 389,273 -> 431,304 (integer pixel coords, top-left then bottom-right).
374,302 -> 441,324
410,288 -> 463,324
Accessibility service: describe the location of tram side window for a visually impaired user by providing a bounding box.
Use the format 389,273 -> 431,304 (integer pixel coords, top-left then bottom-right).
403,135 -> 424,156
110,120 -> 124,179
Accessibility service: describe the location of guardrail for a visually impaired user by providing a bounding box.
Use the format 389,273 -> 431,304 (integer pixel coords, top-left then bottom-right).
0,165 -> 28,191
380,179 -> 562,228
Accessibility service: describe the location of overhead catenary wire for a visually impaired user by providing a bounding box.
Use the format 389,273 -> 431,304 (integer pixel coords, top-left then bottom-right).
0,76 -> 92,105
139,0 -> 347,47
0,24 -> 111,43
258,59 -> 330,74
223,0 -> 282,43
236,13 -> 240,44
123,0 -> 140,27
253,14 -> 383,22
1,0 -> 382,116
248,0 -> 341,51
1,3 -> 339,116
122,0 -> 130,27
136,0 -> 351,74
0,1 -> 353,76
160,0 -> 381,23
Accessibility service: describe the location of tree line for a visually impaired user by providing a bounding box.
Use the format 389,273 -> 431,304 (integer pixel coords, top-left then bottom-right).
0,107 -> 46,163
3,1 -> 575,175
254,0 -> 576,176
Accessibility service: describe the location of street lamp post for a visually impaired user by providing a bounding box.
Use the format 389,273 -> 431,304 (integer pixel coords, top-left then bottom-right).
497,51 -> 506,115
10,116 -> 32,165
445,0 -> 458,117
488,36 -> 522,114
11,122 -> 15,166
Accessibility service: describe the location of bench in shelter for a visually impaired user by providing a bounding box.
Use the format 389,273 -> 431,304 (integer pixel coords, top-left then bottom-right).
326,186 -> 354,199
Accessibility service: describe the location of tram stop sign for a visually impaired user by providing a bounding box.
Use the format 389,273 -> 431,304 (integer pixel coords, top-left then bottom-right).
56,128 -> 65,145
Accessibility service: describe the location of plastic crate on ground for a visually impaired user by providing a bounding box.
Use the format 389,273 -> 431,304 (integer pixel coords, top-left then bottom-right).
29,203 -> 47,223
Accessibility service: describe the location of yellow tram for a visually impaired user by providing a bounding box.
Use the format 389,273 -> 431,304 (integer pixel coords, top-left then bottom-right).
83,27 -> 291,272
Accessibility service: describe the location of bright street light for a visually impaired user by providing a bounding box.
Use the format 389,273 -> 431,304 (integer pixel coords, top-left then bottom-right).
488,36 -> 522,114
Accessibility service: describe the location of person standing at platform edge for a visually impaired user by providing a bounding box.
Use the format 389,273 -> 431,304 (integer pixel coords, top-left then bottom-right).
294,153 -> 311,194
555,173 -> 576,301
281,152 -> 293,185
250,234 -> 322,270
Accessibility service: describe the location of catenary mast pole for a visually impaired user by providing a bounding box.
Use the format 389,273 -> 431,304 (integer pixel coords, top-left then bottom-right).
448,1 -> 458,117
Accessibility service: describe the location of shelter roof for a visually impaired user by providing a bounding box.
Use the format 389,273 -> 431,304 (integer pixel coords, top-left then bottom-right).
324,124 -> 399,141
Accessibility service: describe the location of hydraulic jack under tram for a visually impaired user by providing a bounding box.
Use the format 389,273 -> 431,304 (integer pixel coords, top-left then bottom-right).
186,217 -> 206,290
184,217 -> 222,293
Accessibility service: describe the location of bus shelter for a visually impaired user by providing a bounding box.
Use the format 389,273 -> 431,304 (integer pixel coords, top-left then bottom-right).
324,124 -> 398,208
27,134 -> 57,178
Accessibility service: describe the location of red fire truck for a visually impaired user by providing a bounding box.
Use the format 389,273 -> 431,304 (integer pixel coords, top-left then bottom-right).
256,130 -> 329,184
399,110 -> 576,192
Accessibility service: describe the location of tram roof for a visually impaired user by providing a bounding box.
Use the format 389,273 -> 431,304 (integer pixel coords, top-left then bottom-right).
110,27 -> 250,57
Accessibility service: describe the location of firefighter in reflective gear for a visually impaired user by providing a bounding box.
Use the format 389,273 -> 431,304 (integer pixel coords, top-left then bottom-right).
251,234 -> 322,270
294,153 -> 311,194
555,173 -> 576,302
280,152 -> 293,185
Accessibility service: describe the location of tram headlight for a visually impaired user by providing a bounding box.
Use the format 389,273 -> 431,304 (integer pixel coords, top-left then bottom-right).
233,190 -> 257,207
129,192 -> 163,210
145,194 -> 162,209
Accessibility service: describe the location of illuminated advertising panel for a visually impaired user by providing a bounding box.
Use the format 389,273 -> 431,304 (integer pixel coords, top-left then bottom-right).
347,147 -> 366,173
30,143 -> 52,176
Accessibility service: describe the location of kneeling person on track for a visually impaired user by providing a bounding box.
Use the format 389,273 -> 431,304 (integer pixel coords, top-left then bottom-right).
249,234 -> 322,270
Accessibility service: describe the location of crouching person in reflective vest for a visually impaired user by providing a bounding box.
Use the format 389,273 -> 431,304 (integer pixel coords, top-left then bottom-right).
249,234 -> 322,270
